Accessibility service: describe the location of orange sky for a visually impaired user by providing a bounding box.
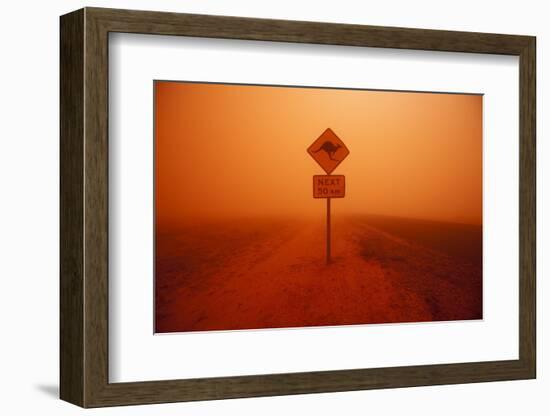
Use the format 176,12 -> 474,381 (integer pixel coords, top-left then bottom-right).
155,81 -> 482,227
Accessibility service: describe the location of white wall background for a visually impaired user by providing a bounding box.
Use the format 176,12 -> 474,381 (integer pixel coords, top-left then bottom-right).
0,0 -> 545,414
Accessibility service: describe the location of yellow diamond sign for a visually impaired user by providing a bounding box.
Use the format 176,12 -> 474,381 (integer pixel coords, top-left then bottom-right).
307,128 -> 349,174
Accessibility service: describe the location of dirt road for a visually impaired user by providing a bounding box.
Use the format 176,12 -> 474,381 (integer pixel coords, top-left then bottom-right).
155,216 -> 482,332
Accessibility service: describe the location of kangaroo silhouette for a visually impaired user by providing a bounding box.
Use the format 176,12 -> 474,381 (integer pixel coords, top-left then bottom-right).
314,141 -> 342,161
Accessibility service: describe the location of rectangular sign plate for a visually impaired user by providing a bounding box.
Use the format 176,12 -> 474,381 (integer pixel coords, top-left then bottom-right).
313,175 -> 345,198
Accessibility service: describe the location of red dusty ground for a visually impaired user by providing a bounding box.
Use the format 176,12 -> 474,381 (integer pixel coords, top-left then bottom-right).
155,215 -> 482,333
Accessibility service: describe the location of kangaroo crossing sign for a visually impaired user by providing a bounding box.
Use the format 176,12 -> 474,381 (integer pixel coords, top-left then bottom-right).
307,128 -> 349,264
307,128 -> 350,174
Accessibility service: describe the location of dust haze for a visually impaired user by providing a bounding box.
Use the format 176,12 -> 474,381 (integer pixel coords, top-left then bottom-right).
154,81 -> 483,332
155,82 -> 482,228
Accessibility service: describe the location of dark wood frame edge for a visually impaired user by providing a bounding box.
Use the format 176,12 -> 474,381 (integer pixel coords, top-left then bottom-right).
60,7 -> 536,408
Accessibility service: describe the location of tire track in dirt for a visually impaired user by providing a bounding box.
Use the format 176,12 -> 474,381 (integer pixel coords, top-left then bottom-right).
350,219 -> 482,322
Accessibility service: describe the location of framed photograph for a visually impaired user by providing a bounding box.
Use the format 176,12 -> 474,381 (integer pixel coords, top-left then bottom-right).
60,7 -> 536,407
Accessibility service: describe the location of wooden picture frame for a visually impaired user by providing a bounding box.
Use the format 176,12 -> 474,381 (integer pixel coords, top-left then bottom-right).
60,7 -> 536,408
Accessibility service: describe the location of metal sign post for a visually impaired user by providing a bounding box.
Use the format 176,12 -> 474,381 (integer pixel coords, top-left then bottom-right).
326,197 -> 331,264
307,129 -> 349,265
